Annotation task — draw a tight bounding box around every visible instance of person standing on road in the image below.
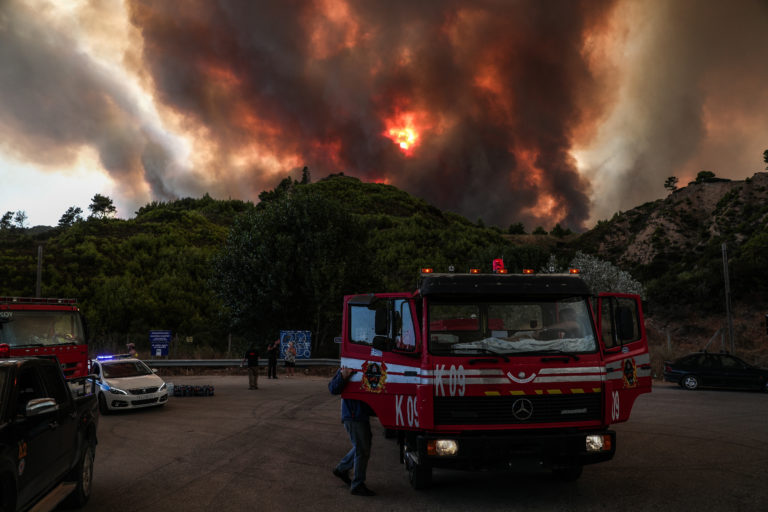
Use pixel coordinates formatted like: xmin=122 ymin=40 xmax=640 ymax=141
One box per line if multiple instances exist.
xmin=266 ymin=339 xmax=280 ymax=379
xmin=285 ymin=341 xmax=297 ymax=376
xmin=243 ymin=345 xmax=259 ymax=389
xmin=329 ymin=367 xmax=376 ymax=496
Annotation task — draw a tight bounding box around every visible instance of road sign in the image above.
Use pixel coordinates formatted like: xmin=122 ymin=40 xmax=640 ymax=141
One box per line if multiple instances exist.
xmin=279 ymin=330 xmax=311 ymax=359
xmin=150 ymin=330 xmax=172 ymax=357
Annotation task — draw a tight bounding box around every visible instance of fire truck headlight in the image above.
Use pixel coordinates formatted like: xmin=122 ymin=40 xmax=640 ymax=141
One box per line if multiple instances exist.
xmin=428 ymin=439 xmax=458 ymax=456
xmin=585 ymin=434 xmax=611 ymax=452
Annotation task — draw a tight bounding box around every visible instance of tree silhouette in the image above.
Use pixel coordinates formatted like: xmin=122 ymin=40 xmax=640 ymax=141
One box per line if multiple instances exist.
xmin=664 ymin=176 xmax=679 ymax=192
xmin=88 ymin=194 xmax=116 ymax=219
xmin=550 ymin=223 xmax=572 ymax=238
xmin=13 ymin=211 xmax=27 ymax=229
xmin=695 ymin=170 xmax=716 ymax=183
xmin=58 ymin=206 xmax=83 ymax=227
xmin=0 ymin=211 xmax=13 ymax=230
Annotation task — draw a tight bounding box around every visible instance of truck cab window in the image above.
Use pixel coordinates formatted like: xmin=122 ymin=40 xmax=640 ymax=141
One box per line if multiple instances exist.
xmin=40 ymin=366 xmax=69 ymax=404
xmin=394 ymin=299 xmax=416 ymax=352
xmin=428 ymin=298 xmax=597 ymax=356
xmin=349 ymin=305 xmax=377 ymax=346
xmin=16 ymin=368 xmax=45 ymax=415
xmin=600 ymin=297 xmax=641 ymax=348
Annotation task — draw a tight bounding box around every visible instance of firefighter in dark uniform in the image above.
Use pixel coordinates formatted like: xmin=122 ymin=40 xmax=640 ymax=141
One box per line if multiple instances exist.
xmin=243 ymin=346 xmax=260 ymax=389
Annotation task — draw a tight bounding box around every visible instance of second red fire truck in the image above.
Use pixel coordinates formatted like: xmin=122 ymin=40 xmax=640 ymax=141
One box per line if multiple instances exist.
xmin=0 ymin=297 xmax=89 ymax=379
xmin=339 ymin=264 xmax=652 ymax=488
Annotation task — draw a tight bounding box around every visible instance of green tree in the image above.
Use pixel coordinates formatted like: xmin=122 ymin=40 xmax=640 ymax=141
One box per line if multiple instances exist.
xmin=58 ymin=206 xmax=83 ymax=227
xmin=13 ymin=211 xmax=27 ymax=229
xmin=508 ymin=222 xmax=526 ymax=235
xmin=88 ymin=194 xmax=117 ymax=219
xmin=300 ymin=166 xmax=311 ymax=184
xmin=569 ymin=251 xmax=645 ymax=296
xmin=664 ymin=176 xmax=679 ymax=192
xmin=695 ymin=170 xmax=716 ymax=183
xmin=550 ymin=223 xmax=572 ymax=238
xmin=533 ymin=226 xmax=547 ymax=235
xmin=1 ymin=211 xmax=14 ymax=230
xmin=763 ymin=149 xmax=768 ymax=170
xmin=213 ymin=189 xmax=371 ymax=355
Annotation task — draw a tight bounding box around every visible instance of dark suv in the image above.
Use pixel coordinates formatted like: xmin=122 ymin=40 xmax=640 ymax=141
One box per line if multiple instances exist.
xmin=664 ymin=352 xmax=768 ymax=391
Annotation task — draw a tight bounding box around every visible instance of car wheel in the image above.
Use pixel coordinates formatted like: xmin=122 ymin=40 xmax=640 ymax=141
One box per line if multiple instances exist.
xmin=62 ymin=440 xmax=95 ymax=508
xmin=98 ymin=393 xmax=110 ymax=414
xmin=682 ymin=375 xmax=700 ymax=390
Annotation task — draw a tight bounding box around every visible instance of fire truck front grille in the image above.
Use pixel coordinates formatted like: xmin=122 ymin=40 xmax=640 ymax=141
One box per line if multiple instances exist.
xmin=433 ymin=394 xmax=602 ymax=425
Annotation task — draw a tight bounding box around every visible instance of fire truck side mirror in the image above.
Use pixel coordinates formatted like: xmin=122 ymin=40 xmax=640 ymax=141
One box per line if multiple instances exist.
xmin=372 ymin=335 xmax=391 ymax=351
xmin=373 ymin=307 xmax=393 ymax=351
xmin=375 ymin=307 xmax=388 ymax=336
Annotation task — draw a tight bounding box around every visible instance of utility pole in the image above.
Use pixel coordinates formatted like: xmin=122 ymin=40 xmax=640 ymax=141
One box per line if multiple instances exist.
xmin=35 ymin=245 xmax=43 ymax=297
xmin=721 ymin=243 xmax=735 ymax=353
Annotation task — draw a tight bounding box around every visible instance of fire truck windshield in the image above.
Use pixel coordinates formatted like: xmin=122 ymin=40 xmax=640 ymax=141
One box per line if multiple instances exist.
xmin=428 ymin=297 xmax=597 ymax=356
xmin=0 ymin=310 xmax=85 ymax=348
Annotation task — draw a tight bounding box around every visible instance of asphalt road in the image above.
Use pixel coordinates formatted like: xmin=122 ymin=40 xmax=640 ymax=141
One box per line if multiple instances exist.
xmin=79 ymin=375 xmax=768 ymax=512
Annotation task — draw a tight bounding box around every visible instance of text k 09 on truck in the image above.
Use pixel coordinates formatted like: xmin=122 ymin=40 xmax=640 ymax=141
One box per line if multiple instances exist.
xmin=338 ymin=263 xmax=652 ymax=488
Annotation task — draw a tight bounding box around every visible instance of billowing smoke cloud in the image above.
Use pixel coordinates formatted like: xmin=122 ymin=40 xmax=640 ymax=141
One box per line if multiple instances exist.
xmin=579 ymin=0 xmax=768 ymax=223
xmin=0 ymin=0 xmax=184 ymax=207
xmin=125 ymin=0 xmax=618 ymax=229
xmin=1 ymin=0 xmax=767 ymax=230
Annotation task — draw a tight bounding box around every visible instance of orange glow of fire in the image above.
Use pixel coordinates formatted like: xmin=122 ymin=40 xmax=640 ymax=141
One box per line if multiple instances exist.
xmin=389 ymin=127 xmax=417 ymax=150
xmin=383 ymin=110 xmax=428 ymax=155
xmin=516 ymin=148 xmax=563 ymax=220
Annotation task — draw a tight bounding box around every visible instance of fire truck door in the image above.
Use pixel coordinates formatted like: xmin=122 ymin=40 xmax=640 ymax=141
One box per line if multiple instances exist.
xmin=384 ymin=298 xmax=422 ymax=430
xmin=598 ymin=294 xmax=652 ymax=424
xmin=343 ymin=294 xmax=422 ymax=429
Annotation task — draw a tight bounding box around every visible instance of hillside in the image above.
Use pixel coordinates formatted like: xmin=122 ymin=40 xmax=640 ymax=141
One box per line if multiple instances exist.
xmin=1 ymin=173 xmax=767 ymax=366
xmin=576 ymin=173 xmax=768 ymax=267
xmin=574 ymin=172 xmax=768 ymax=370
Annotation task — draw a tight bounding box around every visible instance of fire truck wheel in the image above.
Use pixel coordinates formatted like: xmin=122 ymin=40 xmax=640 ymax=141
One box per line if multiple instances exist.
xmin=408 ymin=463 xmax=432 ymax=490
xmin=682 ymin=375 xmax=700 ymax=390
xmin=553 ymin=464 xmax=582 ymax=482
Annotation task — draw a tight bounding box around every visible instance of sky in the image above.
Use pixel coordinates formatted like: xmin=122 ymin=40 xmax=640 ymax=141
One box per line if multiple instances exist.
xmin=1 ymin=0 xmax=767 ymax=230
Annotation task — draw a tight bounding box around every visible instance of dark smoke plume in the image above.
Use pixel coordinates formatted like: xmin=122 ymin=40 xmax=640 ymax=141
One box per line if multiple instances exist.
xmin=127 ymin=0 xmax=616 ymax=230
xmin=3 ymin=0 xmax=767 ymax=229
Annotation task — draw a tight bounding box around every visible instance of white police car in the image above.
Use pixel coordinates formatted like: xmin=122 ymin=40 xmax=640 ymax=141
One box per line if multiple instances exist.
xmin=91 ymin=355 xmax=168 ymax=413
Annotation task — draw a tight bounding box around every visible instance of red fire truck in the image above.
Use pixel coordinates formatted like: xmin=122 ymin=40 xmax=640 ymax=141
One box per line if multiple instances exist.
xmin=339 ymin=265 xmax=652 ymax=488
xmin=0 ymin=297 xmax=89 ymax=378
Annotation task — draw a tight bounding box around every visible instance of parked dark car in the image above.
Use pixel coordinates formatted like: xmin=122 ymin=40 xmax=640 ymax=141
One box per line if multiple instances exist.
xmin=664 ymin=352 xmax=768 ymax=391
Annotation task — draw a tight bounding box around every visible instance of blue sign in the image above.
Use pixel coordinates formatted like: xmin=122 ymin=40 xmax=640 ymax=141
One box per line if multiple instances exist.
xmin=149 ymin=330 xmax=172 ymax=357
xmin=279 ymin=330 xmax=311 ymax=359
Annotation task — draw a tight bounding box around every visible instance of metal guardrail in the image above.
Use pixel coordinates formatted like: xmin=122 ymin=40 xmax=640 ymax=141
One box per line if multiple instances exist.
xmin=144 ymin=358 xmax=340 ymax=368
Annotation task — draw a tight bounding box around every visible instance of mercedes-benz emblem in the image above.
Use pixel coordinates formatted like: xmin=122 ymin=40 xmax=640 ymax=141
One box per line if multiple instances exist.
xmin=512 ymin=398 xmax=533 ymax=421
